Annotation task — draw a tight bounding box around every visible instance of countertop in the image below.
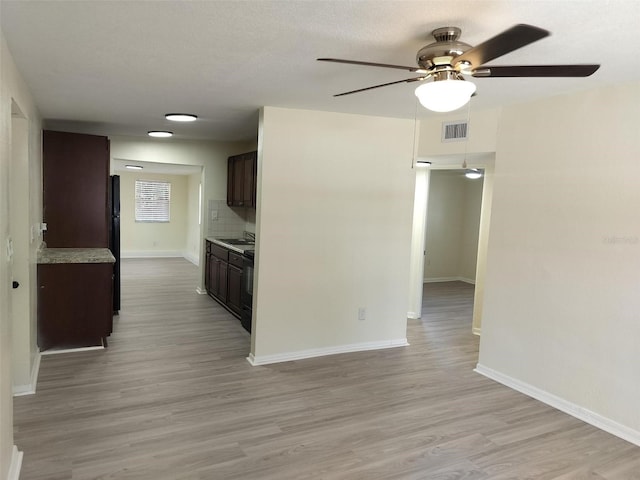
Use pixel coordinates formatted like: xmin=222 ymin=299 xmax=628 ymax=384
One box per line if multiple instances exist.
xmin=206 ymin=237 xmax=254 ymax=255
xmin=38 ymin=248 xmax=116 ymax=264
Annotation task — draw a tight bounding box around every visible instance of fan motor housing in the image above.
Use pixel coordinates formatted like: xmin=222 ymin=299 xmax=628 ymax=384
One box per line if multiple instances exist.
xmin=416 ymin=26 xmax=472 ymax=70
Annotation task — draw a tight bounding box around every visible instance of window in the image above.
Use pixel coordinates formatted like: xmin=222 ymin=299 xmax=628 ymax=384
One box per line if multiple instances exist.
xmin=135 ymin=180 xmax=171 ymax=222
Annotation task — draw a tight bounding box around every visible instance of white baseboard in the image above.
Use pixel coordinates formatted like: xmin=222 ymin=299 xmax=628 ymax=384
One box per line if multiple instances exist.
xmin=195 ymin=286 xmax=207 ymax=295
xmin=424 ymin=276 xmax=475 ymax=284
xmin=472 ymin=327 xmax=482 ymax=336
xmin=407 ymin=312 xmax=421 ymax=319
xmin=41 ymin=345 xmax=104 ymax=355
xmin=247 ymin=338 xmax=409 ymax=366
xmin=121 ymin=250 xmax=182 ymax=258
xmin=8 ymin=446 xmax=23 ymax=480
xmin=475 ymin=363 xmax=640 ymax=448
xmin=183 ymin=251 xmax=199 ymax=266
xmin=13 ymin=350 xmax=41 ymax=396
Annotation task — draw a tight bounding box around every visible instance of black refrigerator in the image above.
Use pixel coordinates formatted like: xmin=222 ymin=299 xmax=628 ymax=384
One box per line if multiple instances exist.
xmin=109 ymin=175 xmax=121 ymax=313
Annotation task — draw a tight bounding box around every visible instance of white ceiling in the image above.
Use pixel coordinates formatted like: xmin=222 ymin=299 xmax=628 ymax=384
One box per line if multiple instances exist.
xmin=111 ymin=158 xmax=202 ymax=176
xmin=2 ymin=1 xmax=639 ymax=142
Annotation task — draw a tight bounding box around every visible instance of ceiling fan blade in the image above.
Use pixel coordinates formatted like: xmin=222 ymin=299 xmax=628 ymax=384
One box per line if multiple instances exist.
xmin=472 ymin=64 xmax=600 ymax=77
xmin=318 ymin=58 xmax=427 ymax=73
xmin=334 ymin=77 xmax=426 ymax=97
xmin=454 ymin=24 xmax=550 ymax=68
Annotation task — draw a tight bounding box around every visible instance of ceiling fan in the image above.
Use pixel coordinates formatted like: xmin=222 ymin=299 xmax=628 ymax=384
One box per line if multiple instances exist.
xmin=318 ymin=24 xmax=600 ymax=112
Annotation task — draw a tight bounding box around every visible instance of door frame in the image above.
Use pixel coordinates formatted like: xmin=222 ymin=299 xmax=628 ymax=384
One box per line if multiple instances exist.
xmin=408 ymin=153 xmax=495 ymax=334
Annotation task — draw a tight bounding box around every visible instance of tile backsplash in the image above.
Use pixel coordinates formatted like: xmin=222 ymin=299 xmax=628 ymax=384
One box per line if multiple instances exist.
xmin=207 ymin=199 xmax=255 ymax=238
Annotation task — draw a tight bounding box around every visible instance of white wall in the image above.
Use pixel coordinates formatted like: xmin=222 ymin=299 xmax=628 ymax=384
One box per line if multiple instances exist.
xmin=185 ymin=172 xmax=202 ymax=265
xmin=472 ymin=162 xmax=494 ymax=335
xmin=478 ymin=83 xmax=640 ymax=441
xmin=251 ymin=107 xmax=415 ymax=363
xmin=0 ymin=31 xmax=43 ymax=480
xmin=417 ymin=107 xmax=500 ymax=158
xmin=110 ymin=136 xmax=253 ymax=288
xmin=459 ymin=175 xmax=483 ymax=281
xmin=423 ymin=171 xmax=483 ymax=283
xmin=119 ymin=171 xmax=188 ymax=257
xmin=424 ymin=172 xmax=464 ymax=279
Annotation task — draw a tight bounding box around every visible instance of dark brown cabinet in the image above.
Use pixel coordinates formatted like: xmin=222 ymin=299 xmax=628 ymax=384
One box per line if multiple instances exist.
xmin=227 ymin=151 xmax=257 ymax=208
xmin=43 ymin=130 xmax=110 ymax=247
xmin=38 ymin=262 xmax=113 ymax=350
xmin=227 ymin=252 xmax=244 ymax=316
xmin=205 ymin=241 xmax=243 ymax=318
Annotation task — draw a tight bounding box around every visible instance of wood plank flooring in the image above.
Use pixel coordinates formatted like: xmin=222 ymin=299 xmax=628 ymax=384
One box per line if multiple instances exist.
xmin=13 ymin=259 xmax=640 ymax=479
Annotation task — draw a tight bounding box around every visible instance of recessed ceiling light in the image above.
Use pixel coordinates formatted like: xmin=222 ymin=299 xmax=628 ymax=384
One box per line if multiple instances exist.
xmin=148 ymin=131 xmax=173 ymax=138
xmin=416 ymin=160 xmax=432 ymax=167
xmin=125 ymin=165 xmax=143 ymax=170
xmin=165 ymin=113 xmax=198 ymax=122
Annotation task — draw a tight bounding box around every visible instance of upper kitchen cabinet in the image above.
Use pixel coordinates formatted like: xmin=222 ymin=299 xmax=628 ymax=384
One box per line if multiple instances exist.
xmin=227 ymin=151 xmax=257 ymax=208
xmin=43 ymin=130 xmax=110 ymax=247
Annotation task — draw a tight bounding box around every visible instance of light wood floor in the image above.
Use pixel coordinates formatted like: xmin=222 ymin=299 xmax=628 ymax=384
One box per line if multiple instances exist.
xmin=14 ymin=259 xmax=640 ymax=479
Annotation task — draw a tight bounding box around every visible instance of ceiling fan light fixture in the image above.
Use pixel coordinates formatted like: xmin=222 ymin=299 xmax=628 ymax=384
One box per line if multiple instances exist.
xmin=414 ymin=72 xmax=476 ymax=112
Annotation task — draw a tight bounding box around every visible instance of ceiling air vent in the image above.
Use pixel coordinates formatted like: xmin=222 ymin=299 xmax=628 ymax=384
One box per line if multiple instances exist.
xmin=441 ymin=121 xmax=469 ymax=142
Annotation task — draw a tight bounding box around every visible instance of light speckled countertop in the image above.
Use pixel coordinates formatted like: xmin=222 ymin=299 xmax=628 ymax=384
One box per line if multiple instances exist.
xmin=38 ymin=248 xmax=116 ymax=264
xmin=206 ymin=237 xmax=254 ymax=254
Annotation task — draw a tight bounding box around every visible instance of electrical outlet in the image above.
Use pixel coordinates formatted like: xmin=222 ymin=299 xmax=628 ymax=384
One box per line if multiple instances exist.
xmin=358 ymin=307 xmax=366 ymax=321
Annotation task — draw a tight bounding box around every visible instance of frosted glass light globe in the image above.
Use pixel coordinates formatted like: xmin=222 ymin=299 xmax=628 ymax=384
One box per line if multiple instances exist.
xmin=415 ymin=79 xmax=476 ymax=112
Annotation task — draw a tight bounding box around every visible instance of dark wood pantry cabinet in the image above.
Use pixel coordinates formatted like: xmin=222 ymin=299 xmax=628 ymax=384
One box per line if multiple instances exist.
xmin=38 ymin=131 xmax=116 ymax=351
xmin=227 ymin=151 xmax=257 ymax=208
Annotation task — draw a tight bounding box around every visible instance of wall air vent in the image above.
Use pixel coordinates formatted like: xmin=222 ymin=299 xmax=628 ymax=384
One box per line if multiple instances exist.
xmin=441 ymin=121 xmax=469 ymax=142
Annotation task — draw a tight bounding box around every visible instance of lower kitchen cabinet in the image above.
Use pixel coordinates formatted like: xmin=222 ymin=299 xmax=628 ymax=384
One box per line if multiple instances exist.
xmin=38 ymin=262 xmax=113 ymax=350
xmin=227 ymin=263 xmax=242 ymax=316
xmin=205 ymin=240 xmax=239 ymax=317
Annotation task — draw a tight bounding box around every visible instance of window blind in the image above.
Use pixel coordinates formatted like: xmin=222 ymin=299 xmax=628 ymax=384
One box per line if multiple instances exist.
xmin=135 ymin=180 xmax=171 ymax=222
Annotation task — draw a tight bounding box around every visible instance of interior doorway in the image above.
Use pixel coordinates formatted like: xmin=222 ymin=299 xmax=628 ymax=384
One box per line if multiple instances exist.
xmin=408 ymin=154 xmax=494 ymax=335
xmin=110 ymin=160 xmax=203 ymax=266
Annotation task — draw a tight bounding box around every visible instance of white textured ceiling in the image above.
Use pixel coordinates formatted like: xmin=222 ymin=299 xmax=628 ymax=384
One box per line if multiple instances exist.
xmin=2 ymin=1 xmax=639 ymax=142
xmin=111 ymin=158 xmax=202 ymax=176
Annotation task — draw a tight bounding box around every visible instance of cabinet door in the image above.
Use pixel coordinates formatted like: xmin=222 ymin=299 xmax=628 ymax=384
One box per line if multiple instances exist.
xmin=43 ymin=131 xmax=110 ymax=247
xmin=241 ymin=152 xmax=257 ymax=208
xmin=204 ymin=253 xmax=211 ymax=293
xmin=233 ymin=156 xmax=245 ymax=206
xmin=218 ymin=261 xmax=228 ymax=302
xmin=209 ymin=257 xmax=220 ymax=297
xmin=227 ymin=264 xmax=242 ymax=315
xmin=226 ymin=156 xmax=235 ymax=206
xmin=38 ymin=263 xmax=113 ymax=350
